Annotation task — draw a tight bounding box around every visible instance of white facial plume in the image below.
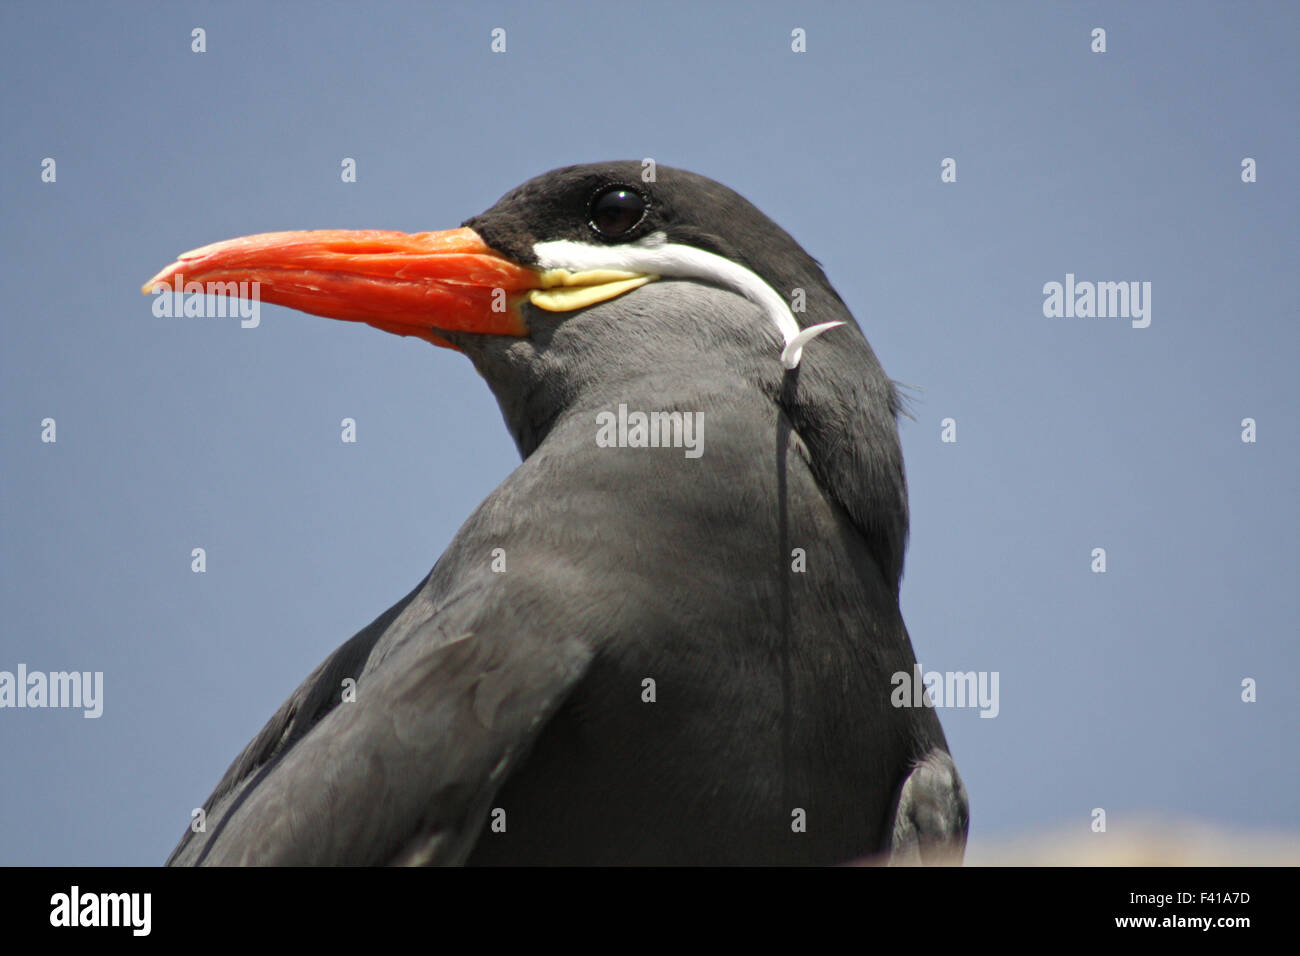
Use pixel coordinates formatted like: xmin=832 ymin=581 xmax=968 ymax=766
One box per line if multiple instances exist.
xmin=532 ymin=232 xmax=844 ymax=369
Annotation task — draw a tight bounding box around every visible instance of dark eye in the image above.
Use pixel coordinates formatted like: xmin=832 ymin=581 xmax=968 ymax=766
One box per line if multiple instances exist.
xmin=588 ymin=186 xmax=647 ymax=238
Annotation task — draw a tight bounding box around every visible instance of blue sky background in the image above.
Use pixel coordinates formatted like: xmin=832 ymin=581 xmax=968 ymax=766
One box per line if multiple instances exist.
xmin=1 ymin=1 xmax=1295 ymax=865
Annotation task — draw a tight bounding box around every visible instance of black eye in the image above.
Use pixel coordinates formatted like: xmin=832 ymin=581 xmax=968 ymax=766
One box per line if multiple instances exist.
xmin=588 ymin=186 xmax=647 ymax=238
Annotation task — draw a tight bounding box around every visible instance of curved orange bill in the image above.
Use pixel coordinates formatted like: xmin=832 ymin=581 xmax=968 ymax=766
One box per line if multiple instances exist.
xmin=141 ymin=227 xmax=540 ymax=347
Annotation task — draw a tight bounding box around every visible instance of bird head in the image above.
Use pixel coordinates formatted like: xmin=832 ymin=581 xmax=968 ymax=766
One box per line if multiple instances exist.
xmin=143 ymin=162 xmax=852 ymax=370
xmin=143 ymin=162 xmax=909 ymax=588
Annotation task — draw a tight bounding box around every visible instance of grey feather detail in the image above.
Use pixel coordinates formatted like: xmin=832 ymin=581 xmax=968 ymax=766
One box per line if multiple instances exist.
xmin=888 ymin=749 xmax=969 ymax=866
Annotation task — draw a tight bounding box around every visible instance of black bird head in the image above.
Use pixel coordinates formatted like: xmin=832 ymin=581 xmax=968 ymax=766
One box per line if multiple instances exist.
xmin=464 ymin=161 xmax=848 ymax=363
xmin=144 ymin=161 xmax=909 ymax=591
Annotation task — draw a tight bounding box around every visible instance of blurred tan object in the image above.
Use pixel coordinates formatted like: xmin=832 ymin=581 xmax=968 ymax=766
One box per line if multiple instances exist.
xmin=964 ymin=818 xmax=1300 ymax=866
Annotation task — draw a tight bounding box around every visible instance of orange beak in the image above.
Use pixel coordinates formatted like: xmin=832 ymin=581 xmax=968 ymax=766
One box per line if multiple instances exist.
xmin=141 ymin=227 xmax=539 ymax=348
